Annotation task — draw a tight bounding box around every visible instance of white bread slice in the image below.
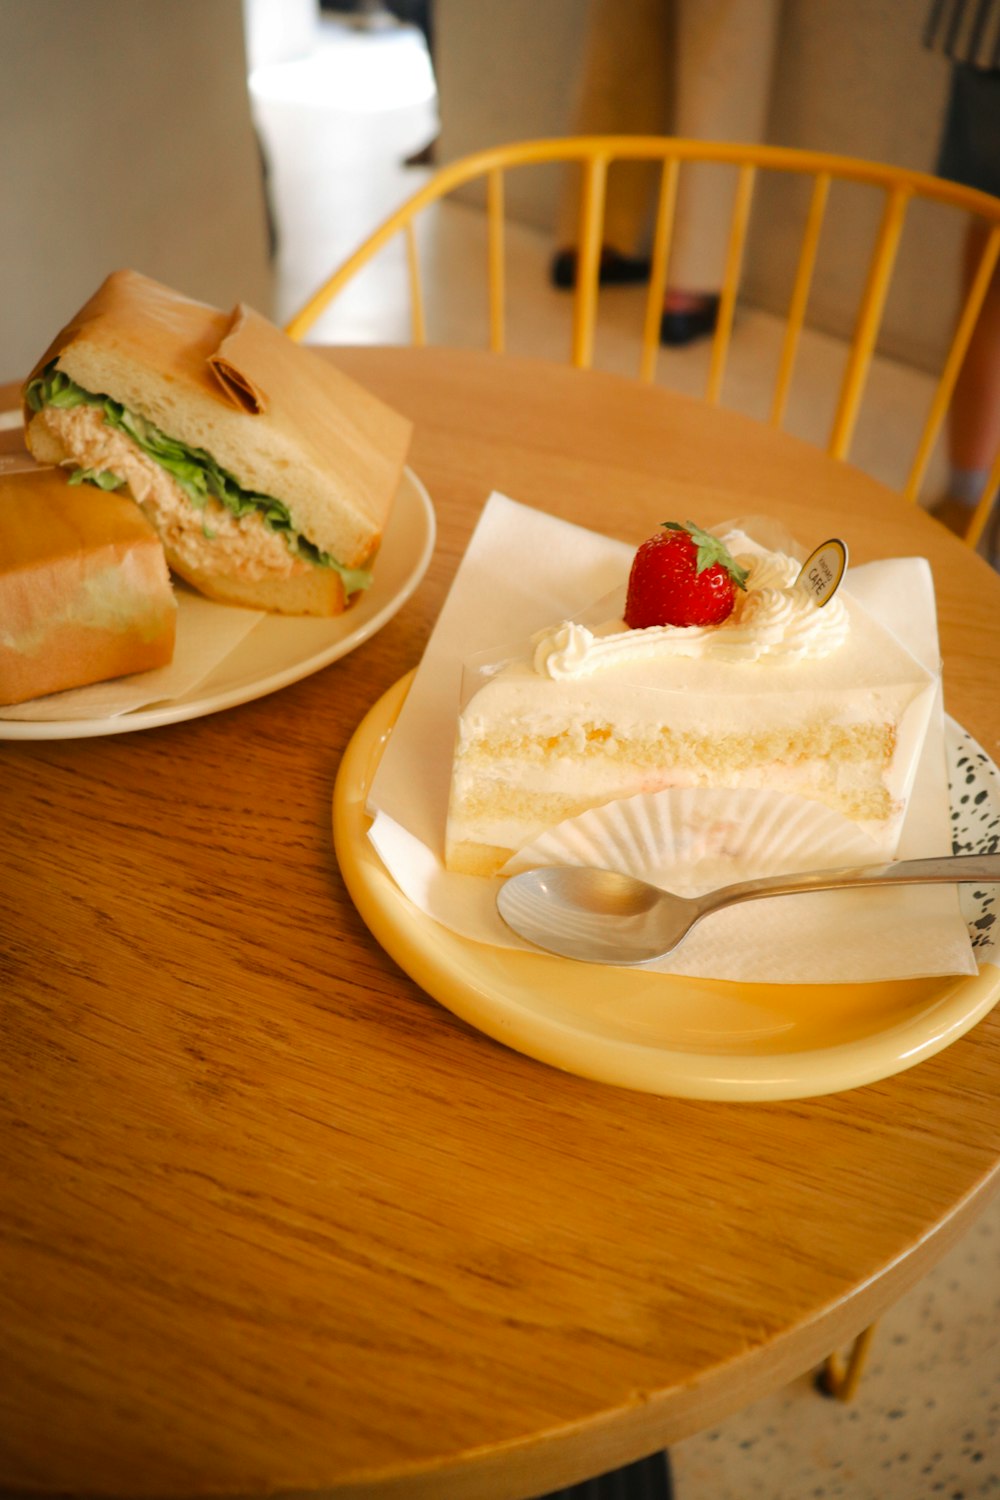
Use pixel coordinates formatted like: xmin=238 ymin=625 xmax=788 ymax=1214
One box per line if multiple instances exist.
xmin=168 ymin=548 xmax=346 ymax=614
xmin=23 ymin=269 xmax=413 ymax=614
xmin=0 ymin=464 xmax=176 ymax=705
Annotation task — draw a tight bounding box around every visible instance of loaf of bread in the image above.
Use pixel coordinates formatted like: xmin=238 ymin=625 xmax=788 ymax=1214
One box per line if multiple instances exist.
xmin=0 ymin=462 xmax=177 ymax=705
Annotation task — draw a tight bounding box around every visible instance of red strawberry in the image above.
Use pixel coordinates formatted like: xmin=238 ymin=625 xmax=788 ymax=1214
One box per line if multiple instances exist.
xmin=624 ymin=521 xmax=749 ymax=629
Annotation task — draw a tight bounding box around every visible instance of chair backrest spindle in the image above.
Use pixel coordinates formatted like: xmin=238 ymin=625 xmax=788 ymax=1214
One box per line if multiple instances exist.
xmin=905 ymin=222 xmax=1000 ymax=503
xmin=770 ymin=171 xmax=831 ymax=428
xmin=571 ymin=153 xmax=610 ymax=370
xmin=639 ymin=155 xmax=680 ymax=383
xmin=706 ymin=162 xmax=756 ymax=405
xmin=404 ymin=221 xmax=425 ymax=346
xmin=828 ymin=183 xmax=910 ymax=461
xmin=486 ymin=167 xmax=506 ymax=354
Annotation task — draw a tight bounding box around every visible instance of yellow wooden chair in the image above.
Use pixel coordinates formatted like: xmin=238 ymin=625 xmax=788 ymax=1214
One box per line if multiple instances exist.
xmin=288 ymin=139 xmax=999 ymax=1401
xmin=286 ymin=135 xmax=1000 ymax=550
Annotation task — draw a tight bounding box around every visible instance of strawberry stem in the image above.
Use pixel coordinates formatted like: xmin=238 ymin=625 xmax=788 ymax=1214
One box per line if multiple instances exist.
xmin=662 ymin=521 xmax=749 ymax=590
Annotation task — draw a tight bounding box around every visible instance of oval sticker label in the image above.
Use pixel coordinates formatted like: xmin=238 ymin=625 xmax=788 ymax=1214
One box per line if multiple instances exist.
xmin=797 ymin=538 xmax=848 ymax=608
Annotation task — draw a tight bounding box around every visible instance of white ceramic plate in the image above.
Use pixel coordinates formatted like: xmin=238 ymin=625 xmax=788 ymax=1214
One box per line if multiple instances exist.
xmin=0 ymin=467 xmax=435 ymax=740
xmin=333 ymin=676 xmax=1000 ymax=1101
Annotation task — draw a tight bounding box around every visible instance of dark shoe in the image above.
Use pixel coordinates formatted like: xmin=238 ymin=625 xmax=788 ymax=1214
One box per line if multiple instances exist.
xmin=550 ymin=246 xmax=653 ymax=290
xmin=659 ymin=293 xmax=720 ymax=347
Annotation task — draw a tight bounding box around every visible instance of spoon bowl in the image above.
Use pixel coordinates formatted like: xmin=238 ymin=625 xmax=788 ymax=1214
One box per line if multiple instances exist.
xmin=496 ymin=854 xmax=1000 ymax=965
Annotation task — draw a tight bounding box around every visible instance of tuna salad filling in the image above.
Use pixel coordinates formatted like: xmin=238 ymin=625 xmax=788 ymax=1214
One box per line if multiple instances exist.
xmin=25 ymin=364 xmax=372 ymax=592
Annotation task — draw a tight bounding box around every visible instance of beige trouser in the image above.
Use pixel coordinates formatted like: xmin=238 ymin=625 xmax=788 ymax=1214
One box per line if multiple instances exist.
xmin=556 ymin=0 xmax=779 ymax=291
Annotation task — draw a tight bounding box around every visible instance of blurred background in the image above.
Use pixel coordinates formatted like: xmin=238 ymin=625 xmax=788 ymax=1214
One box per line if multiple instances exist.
xmin=0 ymin=0 xmax=966 ymax=378
xmin=1 ymin=4 xmax=998 ymax=1497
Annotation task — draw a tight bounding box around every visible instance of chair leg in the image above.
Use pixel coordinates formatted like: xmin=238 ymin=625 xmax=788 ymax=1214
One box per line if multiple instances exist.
xmin=815 ymin=1322 xmax=877 ymax=1401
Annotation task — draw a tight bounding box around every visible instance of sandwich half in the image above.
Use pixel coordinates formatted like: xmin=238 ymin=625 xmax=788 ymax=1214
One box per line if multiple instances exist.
xmin=22 ymin=269 xmax=413 ymax=616
xmin=0 ymin=461 xmax=176 ymax=705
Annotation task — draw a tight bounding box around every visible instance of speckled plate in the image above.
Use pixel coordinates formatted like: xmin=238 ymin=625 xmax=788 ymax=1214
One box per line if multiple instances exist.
xmin=947 ymin=723 xmax=1000 ymax=959
xmin=333 ymin=676 xmax=1000 ymax=1100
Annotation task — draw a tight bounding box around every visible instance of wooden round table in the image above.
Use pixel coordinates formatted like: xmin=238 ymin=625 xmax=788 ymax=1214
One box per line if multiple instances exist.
xmin=2 ymin=348 xmax=999 ymax=1499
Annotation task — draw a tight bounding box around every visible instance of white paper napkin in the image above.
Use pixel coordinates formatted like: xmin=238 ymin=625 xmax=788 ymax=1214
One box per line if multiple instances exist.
xmin=0 ymin=584 xmax=264 ymax=722
xmin=366 ymin=492 xmax=977 ymax=983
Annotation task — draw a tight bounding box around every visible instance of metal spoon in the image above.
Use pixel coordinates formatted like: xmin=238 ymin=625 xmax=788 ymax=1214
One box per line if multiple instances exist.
xmin=496 ymin=854 xmax=1000 ymax=965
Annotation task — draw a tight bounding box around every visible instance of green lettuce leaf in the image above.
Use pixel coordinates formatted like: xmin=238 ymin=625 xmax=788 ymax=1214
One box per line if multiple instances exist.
xmin=68 ymin=467 xmax=124 ymax=491
xmin=25 ymin=363 xmax=372 ymax=594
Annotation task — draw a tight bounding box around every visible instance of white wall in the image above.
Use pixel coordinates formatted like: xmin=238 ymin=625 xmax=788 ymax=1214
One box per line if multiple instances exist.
xmin=434 ymin=0 xmax=588 ymax=230
xmin=0 ymin=0 xmax=274 ymax=382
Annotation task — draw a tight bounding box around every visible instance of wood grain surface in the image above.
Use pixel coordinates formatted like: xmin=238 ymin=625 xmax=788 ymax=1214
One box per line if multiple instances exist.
xmin=2 ymin=349 xmax=999 ymax=1500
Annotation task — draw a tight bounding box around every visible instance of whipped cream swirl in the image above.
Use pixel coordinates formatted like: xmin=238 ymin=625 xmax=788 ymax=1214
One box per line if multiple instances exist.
xmin=532 ymin=545 xmax=849 ymax=679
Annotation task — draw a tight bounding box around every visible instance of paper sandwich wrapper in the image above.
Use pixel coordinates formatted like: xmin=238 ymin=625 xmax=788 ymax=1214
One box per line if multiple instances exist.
xmin=0 ymin=462 xmax=178 ymax=706
xmin=366 ymin=492 xmax=978 ymax=984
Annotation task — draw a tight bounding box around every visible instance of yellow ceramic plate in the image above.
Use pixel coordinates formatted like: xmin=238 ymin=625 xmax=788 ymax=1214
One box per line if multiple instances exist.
xmin=333 ymin=675 xmax=1000 ymax=1100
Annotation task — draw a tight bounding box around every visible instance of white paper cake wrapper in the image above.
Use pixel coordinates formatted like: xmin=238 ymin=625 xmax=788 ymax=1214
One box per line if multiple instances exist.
xmin=502 ymin=788 xmax=885 ymax=894
xmin=366 ymin=492 xmax=976 ymax=983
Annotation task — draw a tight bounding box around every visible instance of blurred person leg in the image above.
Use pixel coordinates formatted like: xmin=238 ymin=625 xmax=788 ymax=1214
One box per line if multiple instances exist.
xmin=929 ymin=60 xmax=1000 ymax=565
xmin=551 ymin=0 xmax=672 ymax=289
xmin=661 ymin=0 xmax=779 ymax=344
xmin=939 ymin=222 xmax=1000 ymax=504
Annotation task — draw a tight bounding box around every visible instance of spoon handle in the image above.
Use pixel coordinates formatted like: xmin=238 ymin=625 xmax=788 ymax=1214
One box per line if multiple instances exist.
xmin=698 ymin=852 xmax=1000 ymax=921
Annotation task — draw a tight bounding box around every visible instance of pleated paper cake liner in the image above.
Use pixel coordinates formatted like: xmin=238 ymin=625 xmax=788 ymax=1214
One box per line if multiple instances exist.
xmin=501 ymin=786 xmax=885 ymax=896
xmin=492 ymin=783 xmax=980 ymax=982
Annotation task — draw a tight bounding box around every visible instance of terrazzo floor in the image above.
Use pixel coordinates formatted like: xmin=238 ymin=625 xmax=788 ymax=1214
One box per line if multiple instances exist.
xmin=249 ymin=15 xmax=1000 ymax=1496
xmin=671 ymin=1195 xmax=1000 ymax=1499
